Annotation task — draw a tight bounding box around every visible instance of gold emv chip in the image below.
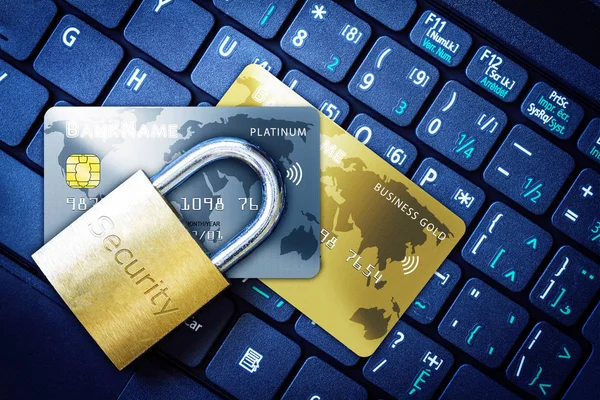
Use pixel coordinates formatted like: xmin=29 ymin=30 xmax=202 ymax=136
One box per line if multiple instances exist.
xmin=65 ymin=154 xmax=101 ymax=189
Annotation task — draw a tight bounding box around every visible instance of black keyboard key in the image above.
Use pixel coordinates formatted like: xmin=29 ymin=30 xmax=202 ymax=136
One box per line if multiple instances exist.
xmin=192 ymin=26 xmax=282 ymax=99
xmin=507 ymin=322 xmax=581 ymax=399
xmin=552 ymin=168 xmax=600 ymax=256
xmin=0 ymin=60 xmax=48 ymax=146
xmin=354 ymin=0 xmax=416 ymax=31
xmin=103 ymin=58 xmax=191 ymax=106
xmin=577 ymin=118 xmax=600 ymax=165
xmin=349 ymin=37 xmax=439 ymax=127
xmin=157 ymin=296 xmax=234 ymax=367
xmin=484 ymin=124 xmax=574 ymax=215
xmin=230 ymin=279 xmax=295 ymax=322
xmin=466 ymin=45 xmax=528 ymax=103
xmin=416 ymin=81 xmax=507 ymax=171
xmin=521 ymin=82 xmax=584 ymax=140
xmin=295 ymin=314 xmax=359 ymax=366
xmin=439 ymin=278 xmax=528 ymax=367
xmin=214 ymin=0 xmax=298 ymax=39
xmin=283 ymin=69 xmax=349 ymax=124
xmin=409 ymin=10 xmax=472 ymax=67
xmin=118 ymin=354 xmax=220 ymax=400
xmin=281 ymin=0 xmax=371 ymax=82
xmin=530 ymin=246 xmax=598 ymax=326
xmin=347 ymin=113 xmax=418 ymax=173
xmin=563 ymin=302 xmax=600 ymax=399
xmin=440 ymin=365 xmax=521 ymax=400
xmin=206 ymin=314 xmax=301 ymax=400
xmin=462 ymin=202 xmax=552 ymax=291
xmin=413 ymin=158 xmax=485 ymax=225
xmin=282 ymin=356 xmax=367 ymax=399
xmin=407 ymin=260 xmax=461 ymax=324
xmin=0 ymin=0 xmax=56 ymax=60
xmin=125 ymin=0 xmax=214 ymax=72
xmin=34 ymin=15 xmax=123 ymax=104
xmin=65 ymin=0 xmax=135 ymax=28
xmin=364 ymin=321 xmax=453 ymax=398
xmin=0 ymin=149 xmax=43 ymax=262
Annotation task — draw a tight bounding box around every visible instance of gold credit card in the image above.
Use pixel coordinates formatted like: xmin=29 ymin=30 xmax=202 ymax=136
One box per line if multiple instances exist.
xmin=219 ymin=65 xmax=465 ymax=356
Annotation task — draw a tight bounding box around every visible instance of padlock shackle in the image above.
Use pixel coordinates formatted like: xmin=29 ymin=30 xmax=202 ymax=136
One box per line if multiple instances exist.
xmin=150 ymin=137 xmax=285 ymax=273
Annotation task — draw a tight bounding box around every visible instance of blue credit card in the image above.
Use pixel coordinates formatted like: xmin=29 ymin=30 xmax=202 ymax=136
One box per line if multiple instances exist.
xmin=43 ymin=107 xmax=321 ymax=278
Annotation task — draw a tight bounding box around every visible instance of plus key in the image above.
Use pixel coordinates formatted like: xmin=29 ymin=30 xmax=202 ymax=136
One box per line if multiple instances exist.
xmin=552 ymin=169 xmax=600 ymax=256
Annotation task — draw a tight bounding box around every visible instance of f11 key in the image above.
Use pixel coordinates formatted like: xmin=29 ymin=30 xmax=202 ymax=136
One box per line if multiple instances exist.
xmin=409 ymin=10 xmax=472 ymax=67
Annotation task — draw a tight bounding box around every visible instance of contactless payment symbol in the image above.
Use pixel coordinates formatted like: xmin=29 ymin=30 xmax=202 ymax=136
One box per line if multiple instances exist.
xmin=65 ymin=154 xmax=101 ymax=189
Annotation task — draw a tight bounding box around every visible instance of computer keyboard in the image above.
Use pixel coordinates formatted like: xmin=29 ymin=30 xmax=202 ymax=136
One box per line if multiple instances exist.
xmin=406 ymin=259 xmax=461 ymax=325
xmin=349 ymin=36 xmax=439 ymax=126
xmin=364 ymin=321 xmax=454 ymax=398
xmin=483 ymin=125 xmax=575 ymax=215
xmin=412 ymin=157 xmax=485 ymax=225
xmin=283 ymin=69 xmax=351 ymax=124
xmin=507 ymin=322 xmax=581 ymax=399
xmin=529 ymin=245 xmax=599 ymax=326
xmin=124 ymin=0 xmax=214 ymax=72
xmin=294 ymin=314 xmax=361 ymax=366
xmin=465 ymin=45 xmax=528 ymax=103
xmin=347 ymin=113 xmax=418 ymax=173
xmin=438 ymin=278 xmax=529 ymax=368
xmin=34 ymin=15 xmax=124 ymax=104
xmin=0 ymin=59 xmax=48 ymax=146
xmin=282 ymin=356 xmax=368 ymax=399
xmin=1 ymin=1 xmax=599 ymax=399
xmin=157 ymin=295 xmax=235 ymax=368
xmin=415 ymin=80 xmax=508 ymax=171
xmin=563 ymin=302 xmax=600 ymax=399
xmin=462 ymin=202 xmax=553 ymax=291
xmin=206 ymin=314 xmax=302 ymax=400
xmin=192 ymin=25 xmax=282 ymax=99
xmin=103 ymin=58 xmax=192 ymax=106
xmin=552 ymin=169 xmax=600 ymax=256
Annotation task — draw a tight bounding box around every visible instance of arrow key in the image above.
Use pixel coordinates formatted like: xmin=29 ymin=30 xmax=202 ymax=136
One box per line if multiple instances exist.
xmin=506 ymin=322 xmax=580 ymax=398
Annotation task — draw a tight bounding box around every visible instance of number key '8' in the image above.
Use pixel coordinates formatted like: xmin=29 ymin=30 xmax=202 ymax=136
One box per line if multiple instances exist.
xmin=281 ymin=0 xmax=371 ymax=82
xmin=292 ymin=29 xmax=309 ymax=48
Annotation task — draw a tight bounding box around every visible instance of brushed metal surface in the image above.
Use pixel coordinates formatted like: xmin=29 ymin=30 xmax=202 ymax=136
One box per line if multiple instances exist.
xmin=33 ymin=171 xmax=229 ymax=370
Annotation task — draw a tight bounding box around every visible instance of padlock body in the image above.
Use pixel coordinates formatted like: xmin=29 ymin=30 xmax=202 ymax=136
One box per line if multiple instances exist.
xmin=33 ymin=170 xmax=229 ymax=370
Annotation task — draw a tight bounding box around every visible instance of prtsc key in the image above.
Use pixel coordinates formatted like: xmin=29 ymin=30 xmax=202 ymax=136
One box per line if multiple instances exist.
xmin=33 ymin=137 xmax=285 ymax=370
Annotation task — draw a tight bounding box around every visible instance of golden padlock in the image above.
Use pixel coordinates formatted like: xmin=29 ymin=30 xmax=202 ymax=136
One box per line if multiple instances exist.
xmin=33 ymin=137 xmax=285 ymax=370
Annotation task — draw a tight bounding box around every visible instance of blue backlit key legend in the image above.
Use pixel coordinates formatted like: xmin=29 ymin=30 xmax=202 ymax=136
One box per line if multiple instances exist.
xmin=462 ymin=202 xmax=552 ymax=291
xmin=552 ymin=169 xmax=600 ymax=256
xmin=484 ymin=125 xmax=574 ymax=214
xmin=530 ymin=246 xmax=599 ymax=326
xmin=409 ymin=10 xmax=472 ymax=67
